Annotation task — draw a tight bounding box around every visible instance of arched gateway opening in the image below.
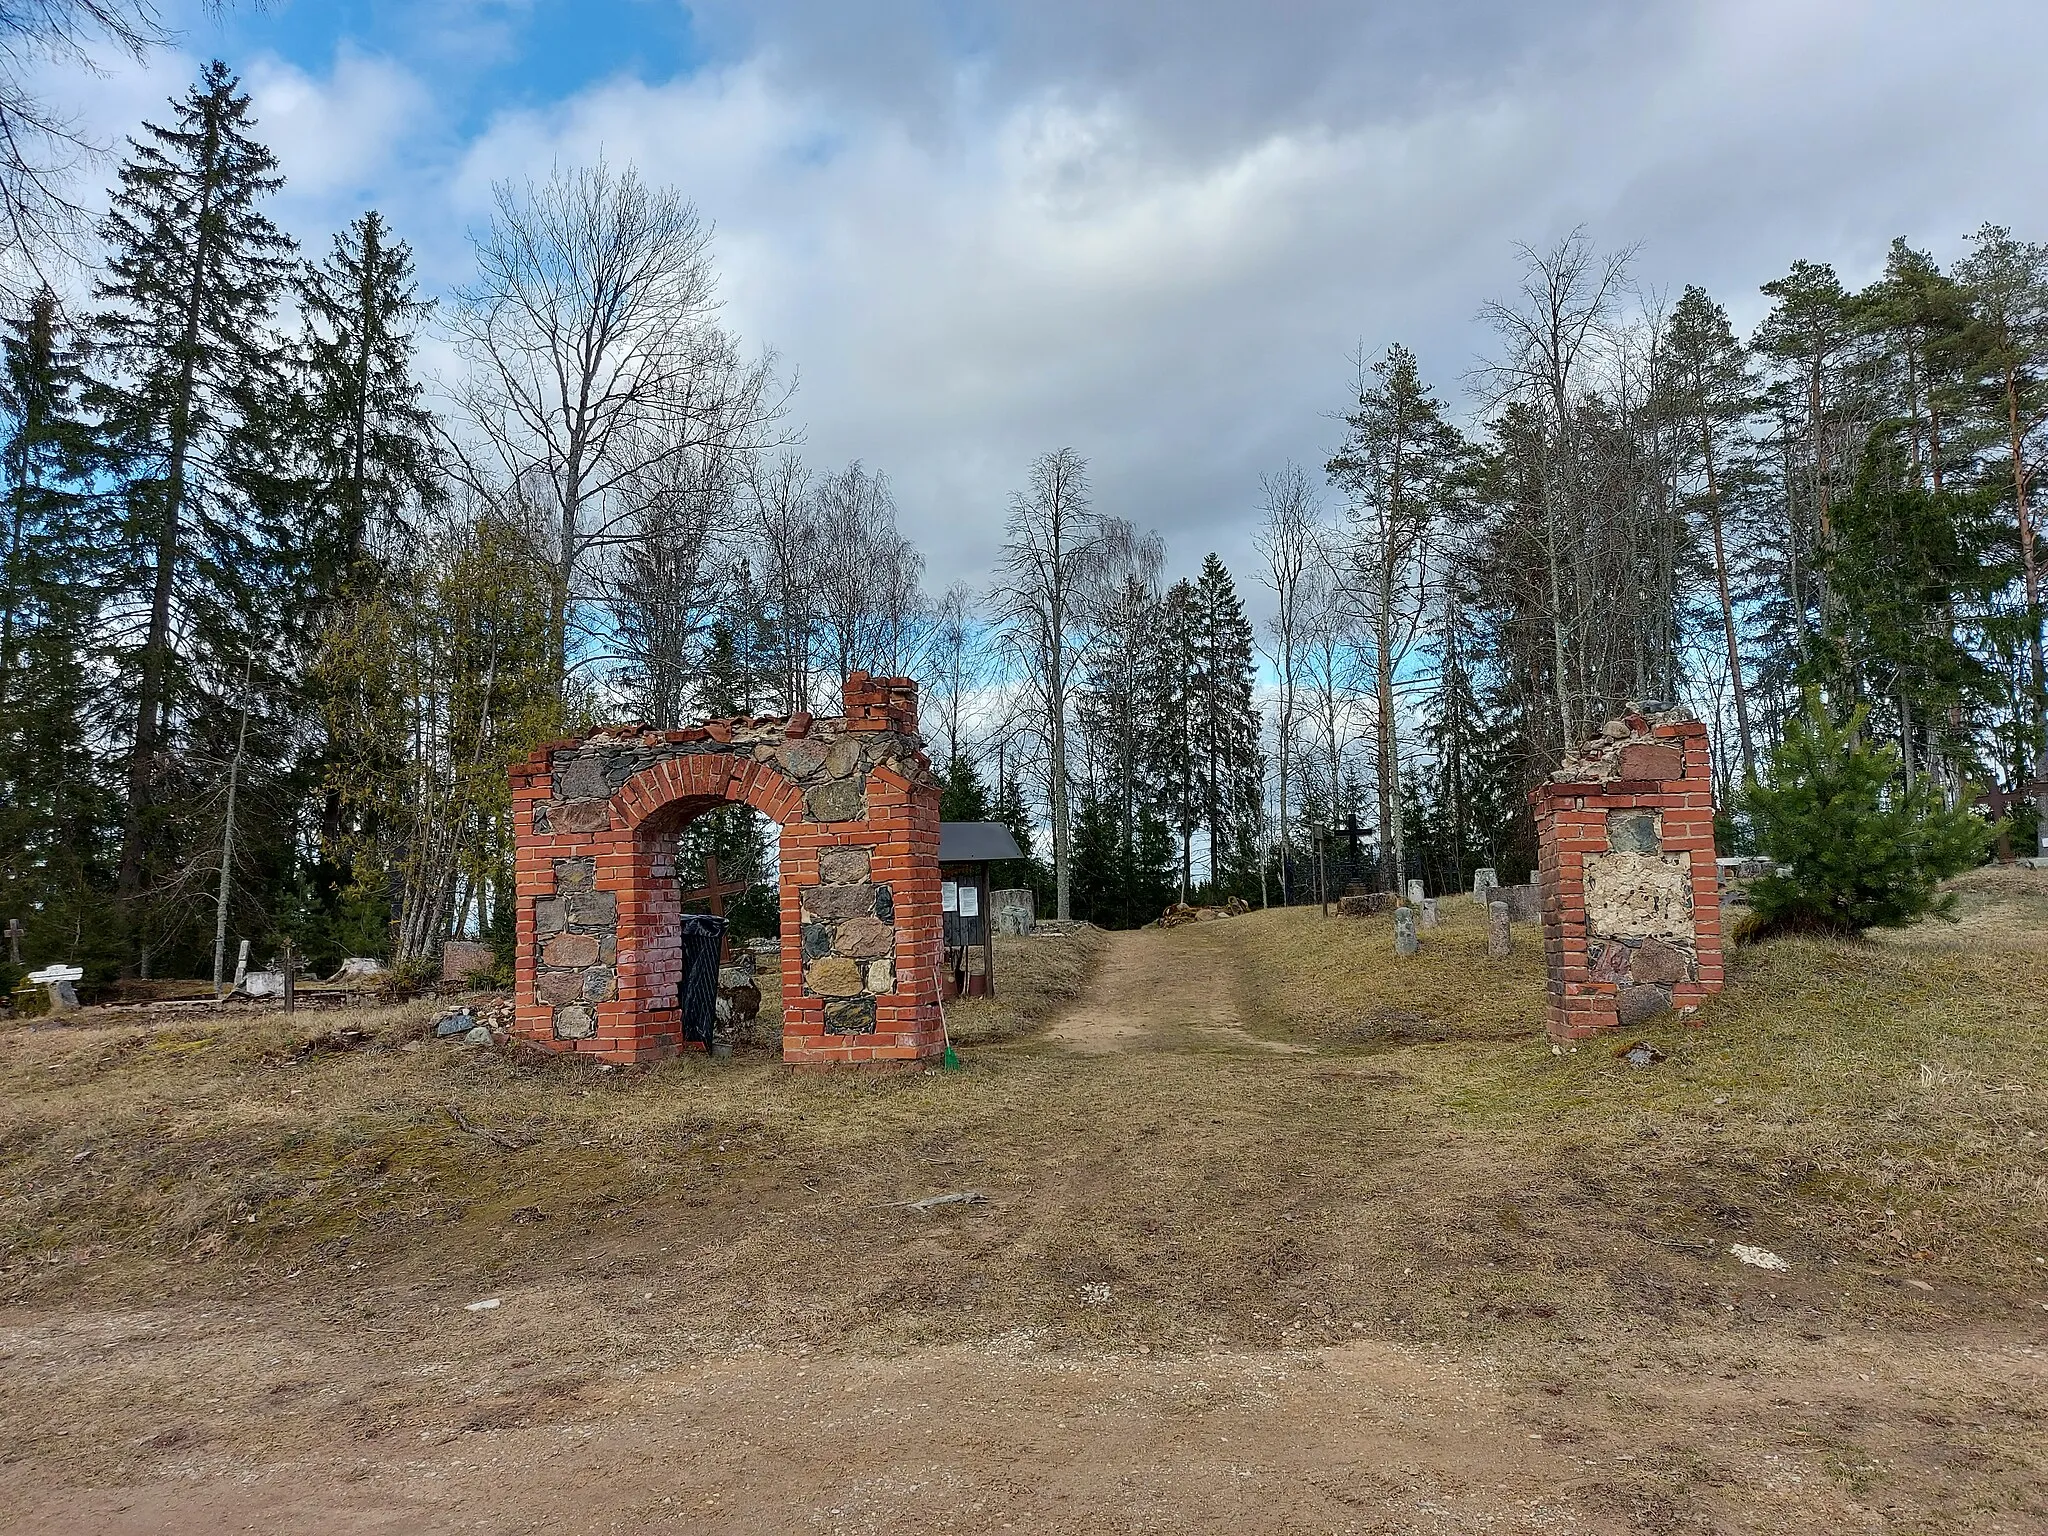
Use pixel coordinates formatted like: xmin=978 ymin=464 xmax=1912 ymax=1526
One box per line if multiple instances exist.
xmin=509 ymin=673 xmax=945 ymax=1065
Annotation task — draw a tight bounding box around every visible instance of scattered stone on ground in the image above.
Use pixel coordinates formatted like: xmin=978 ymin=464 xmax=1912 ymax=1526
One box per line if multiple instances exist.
xmin=1616 ymin=1040 xmax=1666 ymax=1067
xmin=1730 ymin=1244 xmax=1792 ymax=1272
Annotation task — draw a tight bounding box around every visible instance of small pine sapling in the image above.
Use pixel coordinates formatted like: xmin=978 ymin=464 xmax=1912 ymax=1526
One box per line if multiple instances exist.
xmin=1740 ymin=691 xmax=1992 ymax=937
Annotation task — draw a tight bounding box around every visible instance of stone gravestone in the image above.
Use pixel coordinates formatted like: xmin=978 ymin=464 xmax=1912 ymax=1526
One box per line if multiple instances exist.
xmin=27 ymin=963 xmax=81 ymax=1013
xmin=1419 ymin=897 xmax=1439 ymax=929
xmin=1486 ymin=901 xmax=1511 ymax=958
xmin=1502 ymin=882 xmax=1542 ymax=923
xmin=1405 ymin=879 xmax=1424 ymax=904
xmin=1393 ymin=906 xmax=1418 ymax=957
xmin=991 ymin=888 xmax=1036 ymax=937
xmin=1473 ymin=867 xmax=1499 ymax=905
xmin=442 ymin=941 xmax=496 ymax=984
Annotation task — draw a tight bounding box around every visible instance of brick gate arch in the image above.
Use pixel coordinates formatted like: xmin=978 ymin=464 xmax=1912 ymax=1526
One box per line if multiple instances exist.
xmin=509 ymin=673 xmax=945 ymax=1065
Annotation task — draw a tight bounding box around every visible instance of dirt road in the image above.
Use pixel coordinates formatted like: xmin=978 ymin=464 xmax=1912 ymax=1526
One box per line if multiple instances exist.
xmin=3 ymin=914 xmax=2044 ymax=1533
xmin=1051 ymin=925 xmax=1310 ymax=1054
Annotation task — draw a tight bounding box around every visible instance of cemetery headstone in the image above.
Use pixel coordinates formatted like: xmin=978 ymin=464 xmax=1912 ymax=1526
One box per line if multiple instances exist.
xmin=1487 ymin=901 xmax=1511 ymax=958
xmin=1473 ymin=867 xmax=1499 ymax=905
xmin=1405 ymin=879 xmax=1424 ymax=904
xmin=1503 ymin=882 xmax=1542 ymax=922
xmin=442 ymin=941 xmax=496 ymax=983
xmin=1419 ymin=897 xmax=1439 ymax=929
xmin=27 ymin=963 xmax=81 ymax=1013
xmin=1393 ymin=906 xmax=1418 ymax=957
xmin=992 ymin=887 xmax=1036 ymax=936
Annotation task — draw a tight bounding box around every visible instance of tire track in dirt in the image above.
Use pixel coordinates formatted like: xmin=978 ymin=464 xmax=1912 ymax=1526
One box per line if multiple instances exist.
xmin=1049 ymin=924 xmax=1311 ymax=1055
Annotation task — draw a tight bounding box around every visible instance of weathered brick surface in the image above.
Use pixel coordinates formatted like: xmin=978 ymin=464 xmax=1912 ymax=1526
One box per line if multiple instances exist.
xmin=1530 ymin=707 xmax=1724 ymax=1043
xmin=509 ymin=672 xmax=946 ymax=1066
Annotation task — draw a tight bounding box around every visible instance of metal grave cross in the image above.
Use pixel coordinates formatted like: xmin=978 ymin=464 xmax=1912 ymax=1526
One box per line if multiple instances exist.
xmin=679 ymin=850 xmax=751 ymax=960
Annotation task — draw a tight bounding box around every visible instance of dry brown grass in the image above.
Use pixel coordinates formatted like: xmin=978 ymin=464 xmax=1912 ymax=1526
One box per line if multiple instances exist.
xmin=0 ymin=886 xmax=2044 ymax=1529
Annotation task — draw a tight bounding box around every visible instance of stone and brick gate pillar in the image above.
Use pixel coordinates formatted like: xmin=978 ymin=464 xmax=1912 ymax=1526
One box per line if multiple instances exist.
xmin=1531 ymin=706 xmax=1724 ymax=1042
xmin=509 ymin=674 xmax=946 ymax=1067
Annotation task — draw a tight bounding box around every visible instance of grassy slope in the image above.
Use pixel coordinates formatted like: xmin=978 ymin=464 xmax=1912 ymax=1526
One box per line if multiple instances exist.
xmin=0 ymin=886 xmax=2044 ymax=1527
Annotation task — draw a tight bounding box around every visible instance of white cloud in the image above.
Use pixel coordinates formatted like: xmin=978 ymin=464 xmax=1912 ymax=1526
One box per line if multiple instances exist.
xmin=244 ymin=47 xmax=432 ymax=206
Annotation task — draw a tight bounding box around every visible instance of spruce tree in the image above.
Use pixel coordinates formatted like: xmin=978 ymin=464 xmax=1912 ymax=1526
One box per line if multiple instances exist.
xmin=1190 ymin=554 xmax=1259 ymax=893
xmin=91 ymin=61 xmax=295 ymax=955
xmin=0 ymin=288 xmax=118 ymax=971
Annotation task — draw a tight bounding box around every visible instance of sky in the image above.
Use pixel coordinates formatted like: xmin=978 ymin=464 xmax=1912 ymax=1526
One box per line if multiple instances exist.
xmin=51 ymin=0 xmax=2048 ymax=597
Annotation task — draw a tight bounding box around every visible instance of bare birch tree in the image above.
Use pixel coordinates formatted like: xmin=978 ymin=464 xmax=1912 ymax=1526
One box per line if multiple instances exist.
xmin=1253 ymin=463 xmax=1319 ymax=902
xmin=446 ymin=160 xmax=783 ymax=694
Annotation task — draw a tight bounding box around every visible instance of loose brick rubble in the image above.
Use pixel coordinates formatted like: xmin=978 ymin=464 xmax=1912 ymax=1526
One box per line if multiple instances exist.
xmin=1530 ymin=703 xmax=1725 ymax=1042
xmin=509 ymin=672 xmax=945 ymax=1066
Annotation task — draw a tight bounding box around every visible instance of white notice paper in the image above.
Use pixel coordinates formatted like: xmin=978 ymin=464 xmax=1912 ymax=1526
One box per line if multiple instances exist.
xmin=957 ymin=884 xmax=979 ymax=918
xmin=941 ymin=881 xmax=958 ymax=912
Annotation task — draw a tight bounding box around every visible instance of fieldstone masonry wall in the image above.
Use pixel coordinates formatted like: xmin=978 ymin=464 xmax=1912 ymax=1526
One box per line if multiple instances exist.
xmin=510 ymin=673 xmax=945 ymax=1066
xmin=1531 ymin=705 xmax=1724 ymax=1042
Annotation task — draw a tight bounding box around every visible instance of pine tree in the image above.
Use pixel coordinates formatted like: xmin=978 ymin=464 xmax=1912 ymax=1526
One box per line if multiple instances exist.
xmin=90 ymin=61 xmax=295 ymax=960
xmin=1742 ymin=690 xmax=1989 ymax=935
xmin=939 ymin=753 xmax=994 ymax=822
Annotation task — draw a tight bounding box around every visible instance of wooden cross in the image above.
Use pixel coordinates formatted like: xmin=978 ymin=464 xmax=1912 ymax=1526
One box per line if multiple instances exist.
xmin=4 ymin=918 xmax=20 ymax=965
xmin=679 ymin=850 xmax=752 ymax=960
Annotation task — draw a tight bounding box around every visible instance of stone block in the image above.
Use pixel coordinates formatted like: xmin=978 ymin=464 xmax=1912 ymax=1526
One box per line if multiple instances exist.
xmin=1587 ymin=938 xmax=1633 ymax=984
xmin=801 ymin=921 xmax=834 ymax=960
xmin=581 ymin=966 xmax=615 ymax=1002
xmin=553 ymin=1004 xmax=596 ymax=1040
xmin=554 ymin=798 xmax=613 ymax=833
xmin=818 ymin=846 xmax=872 ymax=884
xmin=804 ymin=883 xmax=876 ymax=921
xmin=824 ymin=736 xmax=862 ymax=778
xmin=533 ymin=897 xmax=568 ymax=938
xmin=441 ymin=940 xmax=496 ymax=982
xmin=566 ymin=890 xmax=618 ymax=929
xmin=823 ymin=995 xmax=877 ymax=1035
xmin=835 ymin=915 xmax=895 ymax=958
xmin=552 ymin=856 xmax=596 ymax=892
xmin=1486 ymin=900 xmax=1511 ymax=957
xmin=1607 ymin=809 xmax=1663 ymax=854
xmin=536 ymin=970 xmax=586 ymax=1006
xmin=1615 ymin=983 xmax=1673 ymax=1028
xmin=806 ymin=780 xmax=866 ymax=822
xmin=807 ymin=956 xmax=865 ymax=997
xmin=1584 ymin=851 xmax=1692 ymax=941
xmin=1629 ymin=937 xmax=1691 ymax=985
xmin=874 ymin=884 xmax=894 ymax=921
xmin=865 ymin=958 xmax=894 ymax=994
xmin=777 ymin=739 xmax=828 ymax=780
xmin=541 ymin=932 xmax=599 ymax=968
xmin=551 ymin=753 xmax=610 ymax=801
xmin=1616 ymin=742 xmax=1684 ymax=782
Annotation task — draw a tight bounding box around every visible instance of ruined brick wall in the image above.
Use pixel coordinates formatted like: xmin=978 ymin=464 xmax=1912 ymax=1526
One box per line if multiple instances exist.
xmin=509 ymin=672 xmax=945 ymax=1066
xmin=1531 ymin=706 xmax=1724 ymax=1042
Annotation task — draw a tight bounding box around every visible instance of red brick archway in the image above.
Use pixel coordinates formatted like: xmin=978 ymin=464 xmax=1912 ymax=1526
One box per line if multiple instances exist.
xmin=509 ymin=674 xmax=945 ymax=1065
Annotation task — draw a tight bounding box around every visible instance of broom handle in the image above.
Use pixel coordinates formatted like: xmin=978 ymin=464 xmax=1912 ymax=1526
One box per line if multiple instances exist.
xmin=933 ymin=958 xmax=954 ymax=1052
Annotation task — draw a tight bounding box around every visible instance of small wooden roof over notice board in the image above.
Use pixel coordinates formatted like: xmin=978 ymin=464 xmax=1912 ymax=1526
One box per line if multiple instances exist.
xmin=938 ymin=822 xmax=1023 ymax=998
